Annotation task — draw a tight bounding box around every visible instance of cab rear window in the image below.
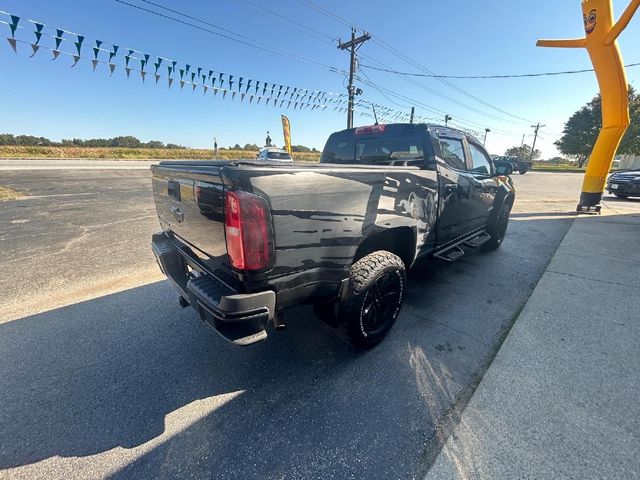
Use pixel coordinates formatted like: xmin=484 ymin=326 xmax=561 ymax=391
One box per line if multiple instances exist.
xmin=320 ymin=125 xmax=425 ymax=166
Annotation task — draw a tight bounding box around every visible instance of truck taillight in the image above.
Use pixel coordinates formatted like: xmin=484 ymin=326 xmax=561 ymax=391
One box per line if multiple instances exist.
xmin=224 ymin=190 xmax=274 ymax=271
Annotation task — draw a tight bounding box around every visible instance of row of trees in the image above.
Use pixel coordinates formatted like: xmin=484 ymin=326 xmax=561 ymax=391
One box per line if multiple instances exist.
xmin=223 ymin=143 xmax=318 ymax=152
xmin=0 ymin=134 xmax=186 ymax=149
xmin=0 ymin=134 xmax=319 ymax=152
xmin=502 ymin=87 xmax=638 ymax=165
xmin=554 ymin=87 xmax=639 ymax=167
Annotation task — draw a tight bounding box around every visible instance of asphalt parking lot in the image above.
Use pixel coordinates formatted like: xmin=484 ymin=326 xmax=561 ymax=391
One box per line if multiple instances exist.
xmin=0 ymin=165 xmax=591 ymax=479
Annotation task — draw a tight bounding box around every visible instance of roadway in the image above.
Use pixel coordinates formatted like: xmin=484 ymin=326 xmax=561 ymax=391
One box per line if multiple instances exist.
xmin=0 ymin=165 xmax=589 ymax=479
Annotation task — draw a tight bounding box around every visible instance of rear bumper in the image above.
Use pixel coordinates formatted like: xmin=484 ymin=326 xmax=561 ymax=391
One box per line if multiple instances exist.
xmin=152 ymin=232 xmax=275 ymax=346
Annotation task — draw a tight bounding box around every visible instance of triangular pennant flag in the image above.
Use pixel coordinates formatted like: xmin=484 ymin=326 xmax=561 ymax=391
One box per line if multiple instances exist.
xmin=140 ymin=58 xmax=147 ymax=71
xmin=223 ymin=90 xmax=228 ymax=99
xmin=91 ymin=59 xmax=99 ymax=71
xmin=192 ymin=83 xmax=197 ymax=92
xmin=125 ymin=67 xmax=132 ymax=78
xmin=219 ymin=73 xmax=224 ymax=88
xmin=294 ymin=102 xmax=298 ymax=109
xmin=263 ymin=83 xmax=268 ymax=95
xmin=124 ymin=55 xmax=131 ymax=67
xmin=109 ymin=63 xmax=116 ymax=75
xmin=93 ymin=47 xmax=100 ymax=59
xmin=34 ymin=31 xmax=43 ymax=44
xmin=75 ymin=38 xmax=84 ymax=55
xmin=179 ymin=68 xmax=185 ymax=80
xmin=265 ymin=98 xmax=270 ymax=107
xmin=9 ymin=15 xmax=19 ymax=38
xmin=211 ymin=77 xmax=216 ymax=88
xmin=256 ymin=96 xmax=261 ymax=105
xmin=232 ymin=91 xmax=237 ymax=100
xmin=7 ymin=37 xmax=17 ymax=54
xmin=30 ymin=44 xmax=40 ymax=57
xmin=70 ymin=55 xmax=81 ymax=68
xmin=52 ymin=49 xmax=61 ymax=60
xmin=185 ymin=64 xmax=191 ymax=73
xmin=201 ymin=74 xmax=206 ymax=85
xmin=213 ymin=88 xmax=218 ymax=96
xmin=155 ymin=74 xmax=161 ymax=84
xmin=241 ymin=93 xmax=246 ymax=102
xmin=288 ymin=101 xmax=292 ymax=108
xmin=190 ymin=72 xmax=196 ymax=83
xmin=208 ymin=69 xmax=214 ymax=78
xmin=180 ymin=80 xmax=185 ymax=90
xmin=203 ymin=85 xmax=209 ymax=94
xmin=246 ymin=79 xmax=252 ymax=93
xmin=109 ymin=45 xmax=118 ymax=62
xmin=197 ymin=67 xmax=202 ymax=77
xmin=168 ymin=77 xmax=174 ymax=88
xmin=249 ymin=94 xmax=254 ymax=104
xmin=255 ymin=81 xmax=260 ymax=94
xmin=154 ymin=59 xmax=162 ymax=74
xmin=140 ymin=71 xmax=147 ymax=82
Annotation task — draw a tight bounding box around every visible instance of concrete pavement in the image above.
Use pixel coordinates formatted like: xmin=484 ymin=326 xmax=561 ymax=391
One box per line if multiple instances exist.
xmin=424 ymin=197 xmax=640 ymax=479
xmin=0 ymin=169 xmax=579 ymax=479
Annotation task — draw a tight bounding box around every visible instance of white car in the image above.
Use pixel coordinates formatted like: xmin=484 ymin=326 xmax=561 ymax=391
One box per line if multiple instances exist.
xmin=257 ymin=147 xmax=293 ymax=162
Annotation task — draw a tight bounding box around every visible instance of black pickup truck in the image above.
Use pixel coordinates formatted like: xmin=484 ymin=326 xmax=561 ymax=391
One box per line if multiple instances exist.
xmin=151 ymin=124 xmax=515 ymax=347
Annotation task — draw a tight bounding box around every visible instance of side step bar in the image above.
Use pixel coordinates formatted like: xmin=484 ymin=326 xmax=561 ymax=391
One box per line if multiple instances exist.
xmin=433 ymin=230 xmax=491 ymax=263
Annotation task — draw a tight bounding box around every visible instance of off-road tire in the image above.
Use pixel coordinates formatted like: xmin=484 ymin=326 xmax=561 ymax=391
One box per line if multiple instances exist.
xmin=484 ymin=200 xmax=513 ymax=251
xmin=340 ymin=251 xmax=406 ymax=348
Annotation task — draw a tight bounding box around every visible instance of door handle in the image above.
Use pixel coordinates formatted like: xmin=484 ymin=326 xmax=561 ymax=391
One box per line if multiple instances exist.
xmin=170 ymin=206 xmax=184 ymax=223
xmin=444 ymin=184 xmax=457 ymax=194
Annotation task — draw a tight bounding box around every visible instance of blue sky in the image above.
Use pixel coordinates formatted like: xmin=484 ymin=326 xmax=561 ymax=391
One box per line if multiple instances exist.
xmin=0 ymin=0 xmax=639 ymax=157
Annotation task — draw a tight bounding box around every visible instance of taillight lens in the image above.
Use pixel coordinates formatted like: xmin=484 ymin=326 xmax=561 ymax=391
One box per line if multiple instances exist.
xmin=224 ymin=190 xmax=274 ymax=271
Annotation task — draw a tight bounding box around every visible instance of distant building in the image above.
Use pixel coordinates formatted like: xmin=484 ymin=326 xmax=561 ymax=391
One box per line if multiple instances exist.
xmin=616 ymin=154 xmax=640 ymax=169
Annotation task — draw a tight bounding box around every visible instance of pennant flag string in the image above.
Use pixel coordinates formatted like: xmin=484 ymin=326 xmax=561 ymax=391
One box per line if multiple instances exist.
xmin=1 ymin=10 xmax=416 ymax=122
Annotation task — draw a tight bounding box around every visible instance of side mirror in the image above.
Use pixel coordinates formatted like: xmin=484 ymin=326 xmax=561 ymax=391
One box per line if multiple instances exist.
xmin=494 ymin=160 xmax=513 ymax=176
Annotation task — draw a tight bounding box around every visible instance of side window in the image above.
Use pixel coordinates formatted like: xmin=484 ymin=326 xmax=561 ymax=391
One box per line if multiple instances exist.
xmin=439 ymin=137 xmax=466 ymax=170
xmin=355 ymin=133 xmax=424 ymax=167
xmin=468 ymin=143 xmax=492 ymax=175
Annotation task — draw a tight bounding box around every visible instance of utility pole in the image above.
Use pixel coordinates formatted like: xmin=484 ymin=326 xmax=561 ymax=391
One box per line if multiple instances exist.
xmin=409 ymin=106 xmax=415 ymax=124
xmin=338 ymin=28 xmax=371 ymax=129
xmin=483 ymin=128 xmax=491 ymax=146
xmin=444 ymin=114 xmax=452 ymax=126
xmin=520 ymin=133 xmax=525 ymax=147
xmin=530 ymin=123 xmax=545 ymax=161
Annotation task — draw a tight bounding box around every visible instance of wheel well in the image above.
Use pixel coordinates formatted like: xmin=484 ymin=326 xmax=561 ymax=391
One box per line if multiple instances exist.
xmin=354 ymin=227 xmax=415 ymax=269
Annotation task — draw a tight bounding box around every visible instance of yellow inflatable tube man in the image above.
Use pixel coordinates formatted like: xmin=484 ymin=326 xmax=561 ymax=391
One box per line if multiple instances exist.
xmin=537 ymin=0 xmax=640 ymax=213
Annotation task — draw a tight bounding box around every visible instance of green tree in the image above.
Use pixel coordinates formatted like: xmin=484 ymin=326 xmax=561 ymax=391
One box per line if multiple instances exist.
xmin=555 ymin=87 xmax=639 ymax=167
xmin=504 ymin=144 xmax=540 ymax=161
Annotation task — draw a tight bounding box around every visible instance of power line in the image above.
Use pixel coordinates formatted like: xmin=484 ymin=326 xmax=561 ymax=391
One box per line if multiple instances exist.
xmin=113 ymin=0 xmax=344 ymax=74
xmin=370 ymin=37 xmax=535 ymax=124
xmin=297 ymin=0 xmax=536 ymax=125
xmin=236 ymin=0 xmax=335 ymax=46
xmin=360 ymin=62 xmax=640 ymax=79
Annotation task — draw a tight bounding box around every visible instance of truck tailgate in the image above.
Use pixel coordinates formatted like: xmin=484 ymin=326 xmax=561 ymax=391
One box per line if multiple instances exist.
xmin=151 ymin=163 xmax=227 ymax=258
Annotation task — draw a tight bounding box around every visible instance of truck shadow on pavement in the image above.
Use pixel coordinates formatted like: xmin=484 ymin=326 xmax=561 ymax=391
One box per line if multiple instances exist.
xmin=0 ymin=213 xmax=577 ymax=479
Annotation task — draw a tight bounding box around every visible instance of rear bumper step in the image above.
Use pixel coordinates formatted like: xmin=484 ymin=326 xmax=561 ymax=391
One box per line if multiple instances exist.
xmin=152 ymin=232 xmax=275 ymax=346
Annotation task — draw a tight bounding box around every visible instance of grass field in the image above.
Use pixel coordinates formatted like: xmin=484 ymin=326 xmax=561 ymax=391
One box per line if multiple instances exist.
xmin=0 ymin=146 xmax=321 ymax=162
